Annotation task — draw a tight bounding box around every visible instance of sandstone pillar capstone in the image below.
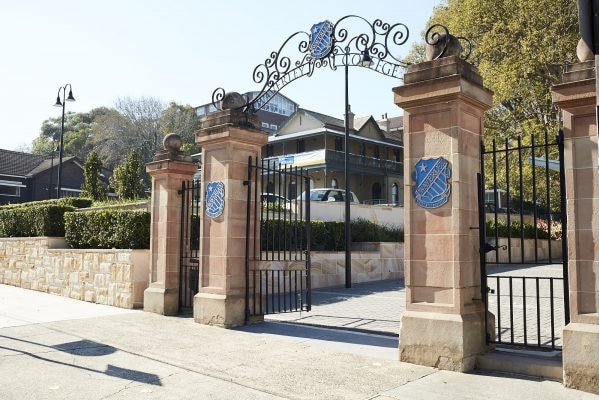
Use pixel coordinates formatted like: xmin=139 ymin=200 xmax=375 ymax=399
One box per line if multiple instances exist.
xmin=393 ymin=56 xmax=493 ymax=372
xmin=552 ymin=61 xmax=599 ymax=394
xmin=144 ymin=135 xmax=197 ymax=316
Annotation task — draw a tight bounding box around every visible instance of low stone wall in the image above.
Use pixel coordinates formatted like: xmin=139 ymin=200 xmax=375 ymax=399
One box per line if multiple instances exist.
xmin=485 ymin=237 xmax=563 ymax=263
xmin=256 ymin=242 xmax=404 ymax=288
xmin=0 ymin=237 xmax=149 ymax=308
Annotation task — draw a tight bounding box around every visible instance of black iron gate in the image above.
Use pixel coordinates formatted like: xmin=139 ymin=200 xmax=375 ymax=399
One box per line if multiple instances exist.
xmin=478 ymin=130 xmax=569 ymax=350
xmin=245 ymin=156 xmax=311 ymax=321
xmin=179 ymin=179 xmax=201 ymax=310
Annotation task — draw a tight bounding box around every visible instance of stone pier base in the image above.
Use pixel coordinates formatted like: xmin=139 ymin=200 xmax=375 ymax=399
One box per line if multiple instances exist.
xmin=563 ymin=323 xmax=599 ymax=394
xmin=193 ymin=292 xmax=245 ymax=328
xmin=399 ymin=310 xmax=486 ymax=372
xmin=143 ymin=284 xmax=178 ymax=316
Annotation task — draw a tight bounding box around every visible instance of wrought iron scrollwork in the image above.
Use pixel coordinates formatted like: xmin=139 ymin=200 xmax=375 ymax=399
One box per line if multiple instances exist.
xmin=211 ymin=15 xmax=411 ymax=114
xmin=425 ymin=24 xmax=472 ymax=61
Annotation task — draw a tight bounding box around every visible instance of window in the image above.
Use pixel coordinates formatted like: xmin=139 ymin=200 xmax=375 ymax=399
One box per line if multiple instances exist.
xmin=373 ymin=146 xmax=380 ymax=159
xmin=360 ymin=143 xmax=366 ymax=156
xmin=288 ymin=180 xmax=297 ymax=199
xmin=60 ymin=188 xmax=82 ymax=198
xmin=261 ymin=122 xmax=270 ymax=129
xmin=270 ymin=124 xmax=277 ymax=131
xmin=393 ymin=149 xmax=401 ymax=162
xmin=331 ymin=178 xmax=338 ymax=189
xmin=334 ymin=137 xmax=343 ymax=151
xmin=372 ymin=182 xmax=382 ymax=201
xmin=392 ymin=183 xmax=399 ymax=205
xmin=0 ymin=185 xmax=20 ymax=196
xmin=297 ymin=139 xmax=305 ymax=153
xmin=265 ymin=145 xmax=274 ymax=157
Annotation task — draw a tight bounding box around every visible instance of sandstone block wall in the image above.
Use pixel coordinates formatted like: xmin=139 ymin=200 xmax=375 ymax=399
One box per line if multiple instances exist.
xmin=0 ymin=237 xmax=149 ymax=308
xmin=256 ymin=242 xmax=404 ymax=288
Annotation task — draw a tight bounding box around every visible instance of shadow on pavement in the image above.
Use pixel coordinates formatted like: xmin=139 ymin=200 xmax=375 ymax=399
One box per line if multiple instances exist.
xmin=0 ymin=334 xmax=162 ymax=386
xmin=237 ymin=321 xmax=398 ymax=348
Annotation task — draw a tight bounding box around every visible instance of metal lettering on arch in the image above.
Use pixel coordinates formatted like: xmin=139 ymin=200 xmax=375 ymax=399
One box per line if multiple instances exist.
xmin=212 ymin=15 xmax=413 ymax=113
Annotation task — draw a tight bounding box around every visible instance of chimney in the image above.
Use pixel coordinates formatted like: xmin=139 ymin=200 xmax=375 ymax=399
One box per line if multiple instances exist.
xmin=345 ymin=104 xmax=355 ymax=130
xmin=379 ymin=113 xmax=390 ymax=132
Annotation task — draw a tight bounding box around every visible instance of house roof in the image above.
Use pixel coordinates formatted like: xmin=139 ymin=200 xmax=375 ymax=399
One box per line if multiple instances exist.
xmin=300 ymin=109 xmax=345 ymax=129
xmin=27 ymin=156 xmax=78 ymax=176
xmin=0 ymin=149 xmax=44 ymax=176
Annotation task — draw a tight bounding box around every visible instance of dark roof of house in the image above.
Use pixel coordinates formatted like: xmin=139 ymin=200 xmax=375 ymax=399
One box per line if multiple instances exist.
xmin=27 ymin=156 xmax=77 ymax=176
xmin=0 ymin=149 xmax=44 ymax=176
xmin=301 ymin=109 xmax=345 ymax=129
xmin=388 ymin=116 xmax=403 ymax=131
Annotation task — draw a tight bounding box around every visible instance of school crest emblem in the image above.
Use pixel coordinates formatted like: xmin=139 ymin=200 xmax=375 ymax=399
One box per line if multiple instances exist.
xmin=205 ymin=181 xmax=225 ymax=218
xmin=412 ymin=157 xmax=451 ymax=209
xmin=309 ymin=20 xmax=334 ymax=59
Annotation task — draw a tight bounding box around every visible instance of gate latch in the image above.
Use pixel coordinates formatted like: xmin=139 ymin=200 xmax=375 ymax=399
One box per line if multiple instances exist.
xmin=486 ymin=286 xmax=495 ymax=294
xmin=483 ymin=242 xmax=507 ymax=253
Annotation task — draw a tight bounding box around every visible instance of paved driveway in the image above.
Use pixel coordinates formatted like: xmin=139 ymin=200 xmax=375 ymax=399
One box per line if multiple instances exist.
xmin=267 ymin=279 xmax=404 ymax=336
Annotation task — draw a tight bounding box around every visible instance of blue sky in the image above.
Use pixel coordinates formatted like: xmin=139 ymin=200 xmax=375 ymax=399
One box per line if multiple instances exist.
xmin=0 ymin=0 xmax=441 ymax=151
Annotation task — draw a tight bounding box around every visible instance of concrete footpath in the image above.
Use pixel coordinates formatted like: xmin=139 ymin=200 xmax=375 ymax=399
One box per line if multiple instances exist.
xmin=0 ymin=284 xmax=597 ymax=400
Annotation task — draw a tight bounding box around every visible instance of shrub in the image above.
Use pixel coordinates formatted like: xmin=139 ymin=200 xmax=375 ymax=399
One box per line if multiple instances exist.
xmin=0 ymin=205 xmax=75 ymax=237
xmin=260 ymin=219 xmax=403 ymax=252
xmin=485 ymin=219 xmax=556 ymax=240
xmin=65 ymin=210 xmax=150 ymax=249
xmin=0 ymin=198 xmax=92 ymax=210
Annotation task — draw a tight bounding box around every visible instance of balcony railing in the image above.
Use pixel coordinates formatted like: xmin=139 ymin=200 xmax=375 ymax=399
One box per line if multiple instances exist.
xmin=324 ymin=150 xmax=403 ymax=174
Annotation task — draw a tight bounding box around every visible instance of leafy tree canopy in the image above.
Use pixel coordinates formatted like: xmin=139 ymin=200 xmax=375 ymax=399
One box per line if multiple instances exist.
xmin=413 ymin=0 xmax=578 ymax=141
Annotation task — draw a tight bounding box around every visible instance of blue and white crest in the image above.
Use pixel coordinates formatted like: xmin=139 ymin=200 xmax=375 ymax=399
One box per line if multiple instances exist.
xmin=309 ymin=20 xmax=334 ymax=59
xmin=412 ymin=157 xmax=451 ymax=209
xmin=205 ymin=181 xmax=225 ymax=218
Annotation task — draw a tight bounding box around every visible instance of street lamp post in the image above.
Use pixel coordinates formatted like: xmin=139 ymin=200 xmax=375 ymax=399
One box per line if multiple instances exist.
xmin=53 ymin=84 xmax=75 ymax=199
xmin=47 ymin=141 xmax=57 ymax=199
xmin=343 ymin=49 xmax=373 ymax=288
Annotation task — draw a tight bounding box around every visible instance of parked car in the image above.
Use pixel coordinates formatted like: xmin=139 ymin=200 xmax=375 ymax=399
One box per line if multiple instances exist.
xmin=296 ymin=188 xmax=360 ymax=204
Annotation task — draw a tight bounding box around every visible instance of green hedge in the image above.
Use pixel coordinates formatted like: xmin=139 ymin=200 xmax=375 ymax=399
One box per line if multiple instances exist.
xmin=0 ymin=205 xmax=75 ymax=237
xmin=65 ymin=210 xmax=151 ymax=249
xmin=261 ymin=218 xmax=403 ymax=252
xmin=485 ymin=219 xmax=552 ymax=240
xmin=0 ymin=198 xmax=92 ymax=210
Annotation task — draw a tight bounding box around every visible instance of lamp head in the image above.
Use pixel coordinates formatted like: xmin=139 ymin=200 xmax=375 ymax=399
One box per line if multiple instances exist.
xmin=66 ymin=89 xmax=75 ymax=102
xmin=54 ymin=96 xmax=63 ymax=107
xmin=361 ymin=49 xmax=373 ymax=67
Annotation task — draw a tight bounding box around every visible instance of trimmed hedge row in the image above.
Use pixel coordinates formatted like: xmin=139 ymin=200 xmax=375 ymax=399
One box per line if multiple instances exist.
xmin=485 ymin=219 xmax=552 ymax=240
xmin=64 ymin=210 xmax=151 ymax=249
xmin=0 ymin=205 xmax=75 ymax=237
xmin=0 ymin=198 xmax=92 ymax=210
xmin=261 ymin=218 xmax=404 ymax=252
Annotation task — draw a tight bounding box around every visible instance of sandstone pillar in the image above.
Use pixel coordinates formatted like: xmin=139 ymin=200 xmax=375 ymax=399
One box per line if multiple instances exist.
xmin=194 ymin=107 xmax=268 ymax=328
xmin=393 ymin=56 xmax=493 ymax=371
xmin=552 ymin=61 xmax=599 ymax=394
xmin=144 ymin=135 xmax=197 ymax=315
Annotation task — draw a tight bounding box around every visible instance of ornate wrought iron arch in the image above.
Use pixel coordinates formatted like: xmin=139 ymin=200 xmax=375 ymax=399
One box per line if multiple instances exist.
xmin=211 ymin=18 xmax=471 ymax=114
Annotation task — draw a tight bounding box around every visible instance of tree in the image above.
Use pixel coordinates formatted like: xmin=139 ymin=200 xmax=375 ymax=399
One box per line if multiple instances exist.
xmin=81 ymin=150 xmax=107 ymax=201
xmin=414 ymin=0 xmax=578 ymax=213
xmin=159 ymin=102 xmax=201 ymax=154
xmin=32 ymin=108 xmax=113 ymax=160
xmin=110 ymin=152 xmax=145 ymax=200
xmin=421 ymin=0 xmax=577 ymax=141
xmin=88 ymin=97 xmax=165 ymax=169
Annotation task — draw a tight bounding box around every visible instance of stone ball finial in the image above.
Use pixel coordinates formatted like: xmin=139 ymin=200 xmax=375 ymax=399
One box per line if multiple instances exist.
xmin=577 ymin=38 xmax=594 ymax=62
xmin=220 ymin=92 xmax=246 ymax=110
xmin=163 ymin=133 xmax=182 ymax=152
xmin=425 ymin=33 xmax=463 ymax=61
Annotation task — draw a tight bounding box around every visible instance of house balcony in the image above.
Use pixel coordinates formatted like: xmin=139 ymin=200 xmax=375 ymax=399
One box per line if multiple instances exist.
xmin=264 ymin=149 xmax=403 ymax=176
